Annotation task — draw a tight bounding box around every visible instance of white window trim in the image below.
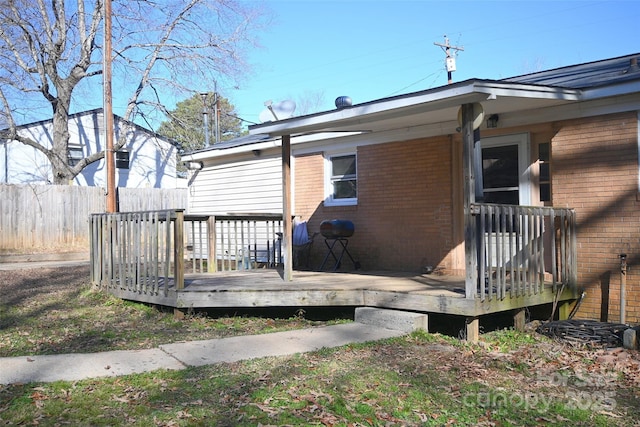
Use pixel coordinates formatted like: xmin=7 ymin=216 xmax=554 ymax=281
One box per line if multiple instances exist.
xmin=480 ymin=133 xmax=531 ymax=206
xmin=324 ymin=150 xmax=357 ymax=207
xmin=67 ymin=145 xmax=83 ymax=166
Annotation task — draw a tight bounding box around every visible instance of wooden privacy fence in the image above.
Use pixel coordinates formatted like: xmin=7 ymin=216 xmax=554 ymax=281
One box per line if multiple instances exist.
xmin=90 ymin=210 xmax=284 ymax=295
xmin=0 ymin=184 xmax=187 ymax=252
xmin=470 ymin=203 xmax=577 ymax=301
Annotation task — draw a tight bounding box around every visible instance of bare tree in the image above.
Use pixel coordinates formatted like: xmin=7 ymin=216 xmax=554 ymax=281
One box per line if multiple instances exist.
xmin=0 ymin=0 xmax=265 ymax=184
xmin=293 ymin=90 xmax=327 ymax=116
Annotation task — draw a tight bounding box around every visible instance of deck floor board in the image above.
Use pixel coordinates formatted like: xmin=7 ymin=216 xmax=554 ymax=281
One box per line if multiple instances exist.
xmin=182 ymin=270 xmax=466 ymax=297
xmin=101 ymin=270 xmax=576 ymax=316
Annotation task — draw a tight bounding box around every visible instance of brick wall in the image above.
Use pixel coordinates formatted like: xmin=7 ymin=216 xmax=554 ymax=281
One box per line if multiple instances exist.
xmin=552 ymin=112 xmax=640 ymax=323
xmin=294 ymin=136 xmax=456 ymax=273
xmin=293 ymin=112 xmax=640 ymax=324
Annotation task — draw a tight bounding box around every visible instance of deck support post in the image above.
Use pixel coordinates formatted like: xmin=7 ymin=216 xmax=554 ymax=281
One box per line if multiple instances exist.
xmin=513 ymin=308 xmax=526 ymax=331
xmin=558 ymin=301 xmax=574 ymax=320
xmin=282 ymin=134 xmax=293 ymax=281
xmin=174 ymin=210 xmax=185 ymax=290
xmin=207 ymin=216 xmax=217 ymax=272
xmin=462 ymin=103 xmax=479 ymax=299
xmin=465 ymin=317 xmax=479 ymax=342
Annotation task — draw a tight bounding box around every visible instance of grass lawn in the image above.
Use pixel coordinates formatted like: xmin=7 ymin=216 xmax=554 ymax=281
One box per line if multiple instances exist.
xmin=1 ymin=265 xmax=640 ymax=425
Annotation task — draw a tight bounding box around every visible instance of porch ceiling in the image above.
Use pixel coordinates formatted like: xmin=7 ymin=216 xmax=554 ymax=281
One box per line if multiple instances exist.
xmin=249 ymin=79 xmax=580 ymax=137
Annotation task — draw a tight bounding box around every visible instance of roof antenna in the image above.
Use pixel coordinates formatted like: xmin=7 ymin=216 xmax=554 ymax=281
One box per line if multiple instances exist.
xmin=264 ymin=100 xmax=279 ymax=121
xmin=434 ymin=35 xmax=464 ymax=84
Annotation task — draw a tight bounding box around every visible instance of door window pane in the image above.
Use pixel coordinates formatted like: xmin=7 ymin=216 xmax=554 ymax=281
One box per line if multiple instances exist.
xmin=482 ymin=145 xmax=519 ymax=204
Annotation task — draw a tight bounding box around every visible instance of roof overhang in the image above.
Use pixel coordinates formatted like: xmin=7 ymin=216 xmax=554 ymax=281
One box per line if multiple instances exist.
xmin=181 ymin=131 xmax=360 ymax=161
xmin=249 ymin=79 xmax=582 ymax=137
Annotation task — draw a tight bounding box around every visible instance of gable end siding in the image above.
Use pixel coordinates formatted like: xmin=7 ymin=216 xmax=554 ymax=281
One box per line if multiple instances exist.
xmin=188 ymin=155 xmax=283 ymax=214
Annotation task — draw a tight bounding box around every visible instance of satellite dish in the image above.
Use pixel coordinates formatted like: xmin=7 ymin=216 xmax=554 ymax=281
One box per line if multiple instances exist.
xmin=258 ymin=99 xmax=296 ymax=123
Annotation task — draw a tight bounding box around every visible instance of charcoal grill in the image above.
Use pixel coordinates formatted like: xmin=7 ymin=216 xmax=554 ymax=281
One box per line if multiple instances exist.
xmin=318 ymin=219 xmax=360 ymax=271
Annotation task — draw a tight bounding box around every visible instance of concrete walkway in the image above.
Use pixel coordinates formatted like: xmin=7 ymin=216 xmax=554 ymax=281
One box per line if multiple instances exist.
xmin=0 ymin=323 xmax=406 ymax=385
xmin=0 ymin=259 xmax=422 ymax=385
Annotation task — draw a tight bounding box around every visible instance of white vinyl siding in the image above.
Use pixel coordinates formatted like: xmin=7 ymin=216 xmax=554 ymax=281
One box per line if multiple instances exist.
xmin=187 ymin=155 xmax=283 ymax=214
xmin=1 ymin=110 xmax=178 ymax=188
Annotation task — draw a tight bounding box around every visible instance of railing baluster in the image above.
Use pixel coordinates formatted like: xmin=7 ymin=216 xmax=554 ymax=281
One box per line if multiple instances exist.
xmin=531 ymin=208 xmax=537 ymax=294
xmin=173 ymin=210 xmax=184 ymax=292
xmin=468 ymin=203 xmax=576 ymax=302
xmin=199 ymin=220 xmax=205 ymax=273
xmin=507 ymin=205 xmax=515 ymax=298
xmin=164 ymin=210 xmax=171 ymax=296
xmin=233 ymin=220 xmax=239 ymax=270
xmin=251 ymin=220 xmax=257 ymax=268
xmin=560 ymin=210 xmax=567 ymax=285
xmin=498 ymin=206 xmax=504 ymax=299
xmin=220 ymin=221 xmax=226 ymax=271
xmin=151 ymin=212 xmax=158 ymax=293
xmin=266 ymin=220 xmax=272 ymax=267
xmin=539 ymin=208 xmax=544 ymax=292
xmin=478 ymin=205 xmax=486 ymax=301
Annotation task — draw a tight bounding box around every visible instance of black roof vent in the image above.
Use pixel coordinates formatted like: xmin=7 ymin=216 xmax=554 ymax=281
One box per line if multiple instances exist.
xmin=335 ymin=96 xmax=352 ymax=109
xmin=624 ymin=57 xmax=640 ymax=74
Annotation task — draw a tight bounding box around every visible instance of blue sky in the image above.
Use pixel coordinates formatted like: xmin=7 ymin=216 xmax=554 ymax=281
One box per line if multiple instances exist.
xmin=225 ymin=0 xmax=639 ymax=128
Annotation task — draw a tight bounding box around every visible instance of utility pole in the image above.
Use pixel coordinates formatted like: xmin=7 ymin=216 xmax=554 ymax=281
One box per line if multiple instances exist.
xmin=213 ymin=90 xmax=220 ymax=145
xmin=434 ymin=35 xmax=464 ymax=84
xmin=201 ymin=93 xmax=210 ymax=148
xmin=104 ymin=0 xmax=116 ymax=212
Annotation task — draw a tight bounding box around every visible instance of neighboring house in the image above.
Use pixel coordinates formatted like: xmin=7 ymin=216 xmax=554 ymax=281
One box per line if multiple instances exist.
xmin=184 ymin=53 xmax=640 ymax=324
xmin=0 ymin=108 xmax=182 ymax=188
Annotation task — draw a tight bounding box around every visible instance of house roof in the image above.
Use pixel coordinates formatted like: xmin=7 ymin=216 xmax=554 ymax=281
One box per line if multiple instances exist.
xmin=182 ymin=53 xmax=640 ymax=159
xmin=248 ymin=53 xmax=640 ymax=138
xmin=248 ymin=79 xmax=582 ymax=136
xmin=1 ymin=108 xmax=181 ymax=148
xmin=186 ymin=133 xmax=276 ymax=155
xmin=504 ymin=53 xmax=640 ymax=89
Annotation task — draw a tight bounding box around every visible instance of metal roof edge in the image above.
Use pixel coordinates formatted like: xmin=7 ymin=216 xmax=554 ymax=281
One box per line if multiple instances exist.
xmin=249 ymin=79 xmax=583 ymax=136
xmin=181 ymin=131 xmax=357 ymax=161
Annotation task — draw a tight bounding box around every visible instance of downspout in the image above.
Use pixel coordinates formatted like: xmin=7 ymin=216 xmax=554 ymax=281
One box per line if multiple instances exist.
xmin=620 ymin=253 xmax=627 ymax=324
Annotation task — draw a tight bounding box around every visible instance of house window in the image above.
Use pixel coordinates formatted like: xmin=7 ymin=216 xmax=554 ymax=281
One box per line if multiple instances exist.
xmin=324 ymin=152 xmax=357 ymax=206
xmin=67 ymin=146 xmax=83 ymax=166
xmin=539 ymin=143 xmax=551 ymax=202
xmin=116 ymin=151 xmax=130 ymax=169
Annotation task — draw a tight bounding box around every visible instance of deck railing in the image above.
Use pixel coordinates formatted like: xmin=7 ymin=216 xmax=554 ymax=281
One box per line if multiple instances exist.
xmin=90 ymin=210 xmax=284 ymax=294
xmin=90 ymin=210 xmax=185 ymax=295
xmin=184 ymin=213 xmax=283 ymax=272
xmin=468 ymin=203 xmax=577 ymax=301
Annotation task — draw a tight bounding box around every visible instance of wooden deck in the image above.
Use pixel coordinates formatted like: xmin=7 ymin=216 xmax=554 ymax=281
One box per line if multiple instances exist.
xmin=90 ymin=209 xmax=579 ymax=340
xmin=105 ymin=269 xmax=576 ymax=318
